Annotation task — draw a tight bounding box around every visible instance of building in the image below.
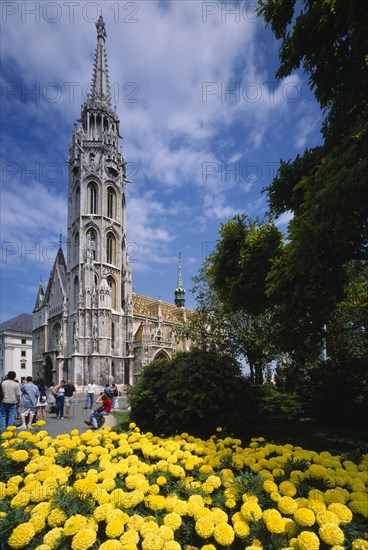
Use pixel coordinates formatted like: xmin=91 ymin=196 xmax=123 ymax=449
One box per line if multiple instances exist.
xmin=0 ymin=314 xmax=33 ymax=382
xmin=32 ymin=17 xmax=191 ymax=388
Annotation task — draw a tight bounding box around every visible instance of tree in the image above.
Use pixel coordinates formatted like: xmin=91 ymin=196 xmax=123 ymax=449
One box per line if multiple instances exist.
xmin=256 ymin=0 xmax=368 ymax=343
xmin=176 ymin=260 xmax=279 ymax=383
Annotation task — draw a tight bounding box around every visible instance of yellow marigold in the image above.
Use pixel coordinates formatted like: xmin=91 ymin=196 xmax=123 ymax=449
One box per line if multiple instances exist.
xmin=11 ymin=450 xmax=29 ymax=462
xmin=307 ymin=499 xmax=326 ymax=514
xmin=328 ymin=503 xmax=353 ymax=525
xmin=324 ymin=488 xmax=349 ymax=505
xmin=279 ymin=481 xmax=297 ymax=497
xmin=93 ymin=503 xmax=114 ymax=522
xmin=141 ymin=532 xmax=163 ymax=550
xmin=263 ymin=479 xmax=278 ymax=493
xmin=213 ymin=523 xmax=234 ymax=546
xmin=64 ymin=514 xmax=88 ymax=536
xmin=195 ymin=516 xmax=214 ymax=538
xmin=316 ymin=510 xmax=340 ymax=526
xmin=240 ymin=501 xmax=263 ymax=522
xmin=99 ymin=541 xmax=124 ymax=550
xmin=296 ymin=530 xmax=320 ymax=550
xmin=233 ymin=520 xmax=250 ymax=537
xmin=71 ymin=528 xmax=97 ymax=550
xmin=119 ymin=530 xmax=140 ymax=546
xmin=29 ymin=514 xmax=46 ymax=533
xmin=145 ymin=494 xmax=166 ymax=511
xmin=163 ymin=512 xmax=182 ymax=531
xmin=10 ymin=492 xmax=30 ymax=509
xmin=352 ymin=540 xmax=368 ymax=549
xmin=162 ymin=542 xmax=181 ymax=550
xmin=294 ymin=507 xmax=315 ymax=527
xmin=283 ymin=518 xmax=297 ymax=537
xmin=106 ymin=519 xmax=125 ymax=538
xmin=127 ymin=514 xmax=144 ymax=532
xmin=349 ymin=500 xmax=368 ymax=517
xmin=277 ymin=496 xmax=298 ymax=515
xmin=8 ymin=522 xmax=35 ymax=549
xmin=157 ymin=476 xmax=167 ymax=486
xmin=158 ymin=525 xmax=174 ymax=541
xmin=319 ymin=523 xmax=344 ymax=546
xmin=264 ymin=516 xmax=285 ymax=534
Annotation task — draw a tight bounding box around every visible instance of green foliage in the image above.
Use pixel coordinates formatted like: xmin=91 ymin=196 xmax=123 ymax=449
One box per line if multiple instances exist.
xmin=51 ymin=487 xmax=95 ymax=517
xmin=130 ymin=348 xmax=249 ymax=437
xmin=0 ymin=507 xmax=30 ymax=540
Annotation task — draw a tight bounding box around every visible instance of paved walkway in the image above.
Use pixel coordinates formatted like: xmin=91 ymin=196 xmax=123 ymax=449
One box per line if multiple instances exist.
xmin=29 ymin=395 xmax=129 ymax=438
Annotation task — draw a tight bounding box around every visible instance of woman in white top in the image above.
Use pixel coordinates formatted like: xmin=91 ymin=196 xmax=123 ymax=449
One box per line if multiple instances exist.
xmin=53 ymin=380 xmax=66 ymax=419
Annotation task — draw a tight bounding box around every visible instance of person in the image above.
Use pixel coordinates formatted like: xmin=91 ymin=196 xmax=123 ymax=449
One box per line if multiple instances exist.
xmin=84 ymin=380 xmax=96 ymax=409
xmin=18 ymin=376 xmax=39 ymax=429
xmin=0 ymin=371 xmax=20 ymax=432
xmin=53 ymin=380 xmax=66 ymax=419
xmin=47 ymin=382 xmax=56 ymax=413
xmin=103 ymin=382 xmax=112 ymax=399
xmin=36 ymin=378 xmax=47 ymax=421
xmin=110 ymin=383 xmax=119 ymax=409
xmin=64 ymin=378 xmax=76 ymax=419
xmin=84 ymin=391 xmax=112 ymax=430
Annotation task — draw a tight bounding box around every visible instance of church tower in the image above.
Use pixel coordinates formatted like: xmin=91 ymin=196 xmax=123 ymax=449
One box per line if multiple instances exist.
xmin=33 ymin=17 xmax=191 ymax=388
xmin=65 ymin=16 xmax=133 ymax=386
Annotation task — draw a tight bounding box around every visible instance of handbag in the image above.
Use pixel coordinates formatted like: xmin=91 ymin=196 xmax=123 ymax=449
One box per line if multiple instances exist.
xmin=96 ymin=405 xmax=104 ymax=413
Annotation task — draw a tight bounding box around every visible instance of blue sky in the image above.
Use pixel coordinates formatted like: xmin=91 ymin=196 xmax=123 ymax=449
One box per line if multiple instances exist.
xmin=0 ymin=0 xmax=322 ymax=323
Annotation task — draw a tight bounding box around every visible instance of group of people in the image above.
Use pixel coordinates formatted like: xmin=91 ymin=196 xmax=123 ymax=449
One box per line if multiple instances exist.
xmin=0 ymin=372 xmax=131 ymax=432
xmin=0 ymin=371 xmax=49 ymax=431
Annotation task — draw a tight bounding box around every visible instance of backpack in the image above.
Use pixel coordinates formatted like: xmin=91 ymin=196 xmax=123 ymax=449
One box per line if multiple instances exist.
xmin=39 ymin=389 xmax=47 ymax=403
xmin=113 ymin=388 xmax=119 ymax=397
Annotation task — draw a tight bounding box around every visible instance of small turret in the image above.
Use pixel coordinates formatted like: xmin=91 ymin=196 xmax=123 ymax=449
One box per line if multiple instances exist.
xmin=174 ymin=253 xmax=185 ymax=308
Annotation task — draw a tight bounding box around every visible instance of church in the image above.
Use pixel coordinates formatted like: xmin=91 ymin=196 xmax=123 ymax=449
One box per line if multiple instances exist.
xmin=32 ymin=17 xmax=190 ymax=389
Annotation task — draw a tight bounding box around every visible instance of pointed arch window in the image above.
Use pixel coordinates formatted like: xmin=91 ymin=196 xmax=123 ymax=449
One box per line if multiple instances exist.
xmin=75 ymin=187 xmax=80 ymax=218
xmin=74 ymin=232 xmax=79 ymax=262
xmin=74 ymin=276 xmax=79 ymax=310
xmin=87 ymin=228 xmax=97 ymax=260
xmin=107 ymin=232 xmax=116 ymax=265
xmin=107 ymin=187 xmax=116 ymax=219
xmin=107 ymin=276 xmax=117 ymax=310
xmin=88 ymin=182 xmax=98 ymax=214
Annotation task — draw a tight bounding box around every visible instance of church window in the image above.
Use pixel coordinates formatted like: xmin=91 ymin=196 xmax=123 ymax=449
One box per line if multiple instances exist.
xmin=74 ymin=232 xmax=79 ymax=262
xmin=87 ymin=229 xmax=97 ymax=260
xmin=107 ymin=276 xmax=116 ymax=309
xmin=74 ymin=276 xmax=79 ymax=310
xmin=88 ymin=182 xmax=98 ymax=214
xmin=107 ymin=233 xmax=116 ymax=265
xmin=111 ymin=321 xmax=115 ymax=349
xmin=107 ymin=187 xmax=116 ymax=219
xmin=75 ymin=187 xmax=80 ymax=217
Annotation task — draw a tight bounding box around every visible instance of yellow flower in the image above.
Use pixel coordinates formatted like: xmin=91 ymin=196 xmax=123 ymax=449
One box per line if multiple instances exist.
xmin=319 ymin=523 xmax=344 ymax=546
xmin=8 ymin=523 xmax=35 ymax=549
xmin=10 ymin=492 xmax=30 ymax=509
xmin=240 ymin=501 xmax=263 ymax=521
xmin=277 ymin=496 xmax=298 ymax=515
xmin=279 ymin=481 xmax=297 ymax=497
xmin=328 ymin=503 xmax=353 ymax=525
xmin=99 ymin=541 xmax=124 ymax=549
xmin=296 ymin=530 xmax=320 ymax=550
xmin=70 ymin=528 xmax=97 ymax=550
xmin=233 ymin=520 xmax=250 ymax=537
xmin=213 ymin=523 xmax=234 ymax=546
xmin=352 ymin=540 xmax=368 ymax=550
xmin=163 ymin=513 xmax=182 ymax=531
xmin=195 ymin=516 xmax=214 ymax=538
xmin=64 ymin=514 xmax=88 ymax=536
xmin=11 ymin=450 xmax=29 ymax=462
xmin=294 ymin=507 xmax=315 ymax=527
xmin=316 ymin=510 xmax=340 ymax=526
xmin=106 ymin=519 xmax=125 ymax=538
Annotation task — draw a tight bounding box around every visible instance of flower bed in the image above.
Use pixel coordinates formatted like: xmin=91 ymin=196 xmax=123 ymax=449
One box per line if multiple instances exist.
xmin=0 ymin=422 xmax=367 ymax=549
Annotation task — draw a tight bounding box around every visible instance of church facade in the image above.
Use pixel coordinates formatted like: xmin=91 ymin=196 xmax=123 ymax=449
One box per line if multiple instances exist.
xmin=32 ymin=17 xmax=189 ymax=388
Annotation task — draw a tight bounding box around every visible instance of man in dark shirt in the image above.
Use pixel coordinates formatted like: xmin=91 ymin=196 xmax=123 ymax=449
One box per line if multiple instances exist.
xmin=64 ymin=379 xmax=76 ymax=419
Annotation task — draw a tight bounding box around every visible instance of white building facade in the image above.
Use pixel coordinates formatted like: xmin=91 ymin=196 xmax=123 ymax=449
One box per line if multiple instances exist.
xmin=0 ymin=314 xmax=33 ymax=382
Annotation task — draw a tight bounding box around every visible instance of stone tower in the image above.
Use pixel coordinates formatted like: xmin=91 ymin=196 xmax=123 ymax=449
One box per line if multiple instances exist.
xmin=33 ymin=17 xmax=191 ymax=389
xmin=33 ymin=16 xmax=134 ymax=387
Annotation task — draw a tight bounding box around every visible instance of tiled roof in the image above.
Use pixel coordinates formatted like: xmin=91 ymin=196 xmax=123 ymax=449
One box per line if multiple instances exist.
xmin=0 ymin=313 xmax=33 ymax=334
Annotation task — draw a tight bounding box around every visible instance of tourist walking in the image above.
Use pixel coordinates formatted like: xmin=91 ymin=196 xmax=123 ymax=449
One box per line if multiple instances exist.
xmin=18 ymin=376 xmax=39 ymax=429
xmin=84 ymin=380 xmax=96 ymax=409
xmin=53 ymin=380 xmax=66 ymax=419
xmin=84 ymin=391 xmax=112 ymax=430
xmin=64 ymin=378 xmax=76 ymax=419
xmin=36 ymin=378 xmax=48 ymax=421
xmin=111 ymin=383 xmax=119 ymax=408
xmin=0 ymin=371 xmax=20 ymax=432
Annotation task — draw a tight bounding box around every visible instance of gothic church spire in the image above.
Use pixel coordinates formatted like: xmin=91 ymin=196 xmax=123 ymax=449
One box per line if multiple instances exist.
xmin=90 ymin=16 xmax=112 ymax=109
